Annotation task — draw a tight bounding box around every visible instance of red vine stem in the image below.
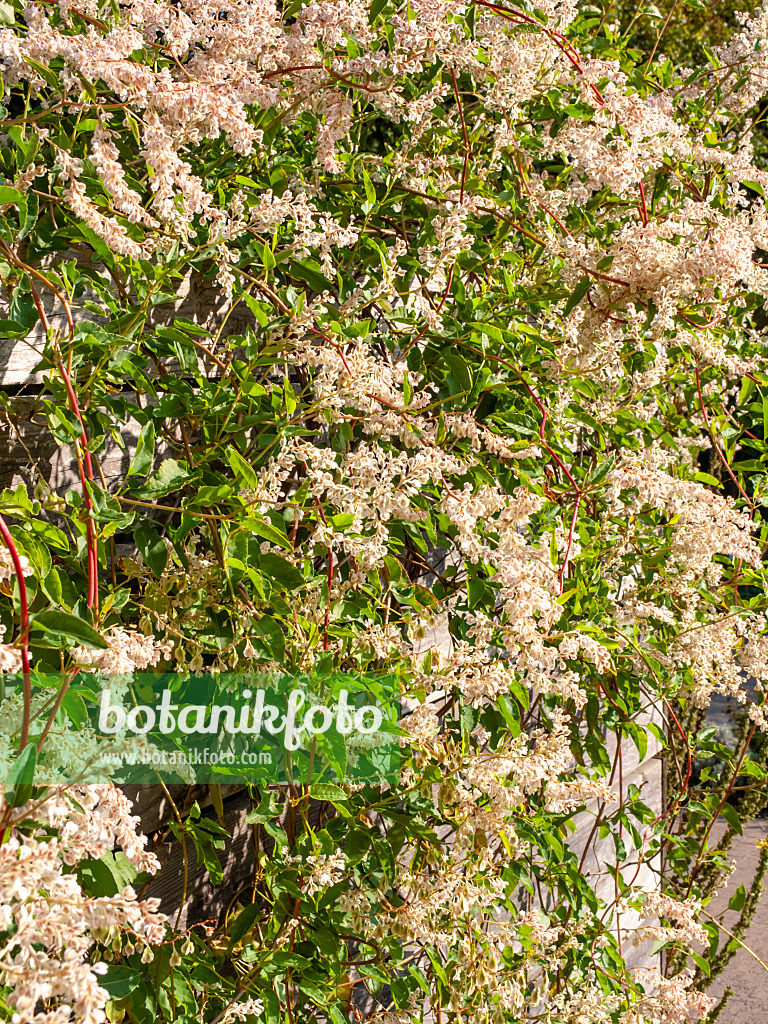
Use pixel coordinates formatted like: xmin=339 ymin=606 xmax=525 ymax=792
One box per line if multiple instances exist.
xmin=0 ymin=515 xmax=31 ymax=749
xmin=450 ymin=68 xmax=470 ymax=205
xmin=324 ymin=552 xmax=334 ymax=652
xmin=472 ymin=0 xmax=650 ymax=223
xmin=452 ymin=343 xmax=584 ymax=587
xmin=56 ymin=361 xmax=99 ymax=611
xmin=648 ymin=692 xmax=692 ymax=828
xmin=36 ymin=668 xmax=80 ymax=755
xmin=559 ymin=494 xmax=581 ymax=593
xmin=693 ymin=363 xmax=753 ymax=510
xmin=397 ymin=70 xmax=470 ymax=360
xmin=301 ymin=460 xmax=333 ymax=651
xmin=638 ymin=181 xmax=649 ymax=226
xmin=515 ymin=375 xmax=581 ymax=494
xmin=26 ymin=280 xmax=99 ymax=613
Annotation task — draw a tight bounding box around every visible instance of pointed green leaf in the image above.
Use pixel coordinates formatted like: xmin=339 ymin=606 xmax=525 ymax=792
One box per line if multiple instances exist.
xmin=31 ymin=610 xmax=108 ymax=649
xmin=127 ymin=420 xmax=155 ymax=478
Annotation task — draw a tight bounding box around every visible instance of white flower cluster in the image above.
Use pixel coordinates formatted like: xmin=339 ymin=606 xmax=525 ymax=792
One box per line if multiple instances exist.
xmin=0 ymin=786 xmax=164 ymax=1024
xmin=72 ymin=627 xmax=174 ymax=674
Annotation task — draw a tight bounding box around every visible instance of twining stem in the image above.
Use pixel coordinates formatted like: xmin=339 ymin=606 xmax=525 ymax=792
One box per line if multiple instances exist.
xmin=36 ymin=668 xmax=80 ymax=755
xmin=0 ymin=514 xmax=31 ymax=749
xmin=300 ymin=460 xmax=334 ymax=650
xmin=559 ymin=493 xmax=582 ymax=593
xmin=55 ymin=352 xmax=99 ymax=612
xmin=24 ymin=278 xmax=99 ymax=613
xmin=694 ymin=363 xmax=753 ymax=510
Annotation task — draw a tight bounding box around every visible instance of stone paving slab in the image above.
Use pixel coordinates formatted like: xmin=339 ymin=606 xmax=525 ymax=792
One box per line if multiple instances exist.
xmin=700 ymin=820 xmax=768 ymax=1022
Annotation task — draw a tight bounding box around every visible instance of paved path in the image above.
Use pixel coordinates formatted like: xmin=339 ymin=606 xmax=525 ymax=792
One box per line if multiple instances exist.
xmin=699 ymin=820 xmax=768 ymax=1022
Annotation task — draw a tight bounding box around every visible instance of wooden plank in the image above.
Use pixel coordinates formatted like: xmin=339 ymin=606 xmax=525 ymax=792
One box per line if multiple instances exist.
xmin=140 ymin=787 xmax=257 ymax=930
xmin=123 ymin=783 xmax=246 ymax=836
xmin=136 ymin=786 xmax=328 ymax=930
xmin=0 ymin=393 xmax=170 ymax=495
xmin=0 ymin=277 xmax=668 ymax=965
xmin=0 ymin=258 xmax=255 ymax=385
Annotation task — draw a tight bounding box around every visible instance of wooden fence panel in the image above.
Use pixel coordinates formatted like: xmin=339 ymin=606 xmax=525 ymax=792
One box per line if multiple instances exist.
xmin=0 ymin=297 xmax=665 ymax=957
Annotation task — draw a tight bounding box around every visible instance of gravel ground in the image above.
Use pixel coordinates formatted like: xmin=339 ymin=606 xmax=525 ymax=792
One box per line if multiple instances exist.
xmin=697 ymin=819 xmax=768 ymax=1023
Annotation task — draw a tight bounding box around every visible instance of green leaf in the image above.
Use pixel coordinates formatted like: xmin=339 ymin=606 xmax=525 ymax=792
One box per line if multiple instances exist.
xmin=627 ymin=723 xmax=647 ymax=764
xmin=132 ymin=459 xmax=197 ymax=500
xmin=362 ymin=167 xmax=376 ymax=208
xmin=691 ymin=952 xmax=711 ymax=977
xmin=443 ymin=348 xmax=472 ymax=393
xmin=77 ymin=223 xmax=115 ymax=264
xmin=78 ymin=851 xmax=139 ymax=897
xmin=728 ymin=883 xmax=747 ymax=912
xmin=309 ymin=783 xmax=348 ymax=802
xmin=4 ymin=743 xmax=36 ymax=807
xmin=563 ymin=275 xmax=591 ymax=315
xmin=18 ymin=190 xmax=38 ymax=238
xmin=100 ymin=966 xmax=142 ymax=1000
xmin=283 ymin=375 xmax=297 ymax=415
xmin=287 ymin=259 xmax=334 ymax=293
xmin=31 ymin=610 xmax=108 ymax=649
xmin=720 ymin=802 xmax=743 ymax=836
xmin=59 ymin=687 xmax=88 ymax=727
xmin=693 ymin=472 xmax=722 ymax=488
xmin=270 ymin=952 xmax=311 ymax=970
xmin=586 ymin=452 xmax=615 ymax=488
xmin=22 ymin=56 xmax=60 ymax=89
xmin=242 ymin=517 xmax=292 ymax=552
xmin=226 ymin=447 xmax=259 ymax=490
xmin=0 ymin=319 xmax=31 ymax=338
xmin=263 ymin=989 xmax=280 ymax=1024
xmin=41 ymin=567 xmax=63 ymax=605
xmin=0 ymin=185 xmax=23 ymax=206
xmin=296 ymin=978 xmax=327 ymax=1004
xmin=228 ymin=902 xmax=261 ymax=946
xmin=134 ymin=522 xmax=169 ymax=578
xmin=74 ymin=69 xmax=98 ymax=102
xmin=258 ymin=552 xmax=304 ymax=590
xmin=29 ymin=519 xmax=68 ymax=551
xmin=127 ymin=421 xmax=155 ymax=478
xmin=245 ymin=790 xmax=282 ymax=824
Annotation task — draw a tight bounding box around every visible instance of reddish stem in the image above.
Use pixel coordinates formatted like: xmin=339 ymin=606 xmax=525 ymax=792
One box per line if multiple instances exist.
xmin=301 ymin=461 xmax=334 ymax=651
xmin=586 ymin=289 xmax=628 ymax=325
xmin=559 ymin=494 xmax=581 ymax=593
xmin=27 ymin=280 xmax=99 ymax=612
xmin=324 ymin=548 xmax=334 ymax=652
xmin=638 ymin=181 xmax=649 ymax=226
xmin=450 ymin=69 xmax=470 ymax=204
xmin=399 ymin=264 xmax=455 ymax=361
xmin=694 ymin=364 xmax=753 ymax=510
xmin=682 ymin=721 xmax=756 ymax=901
xmin=57 ymin=357 xmax=99 ymax=613
xmin=517 ymin=376 xmax=581 ymax=493
xmin=0 ymin=515 xmax=31 ymax=749
xmin=37 ymin=668 xmax=80 ymax=755
xmin=678 ymin=312 xmax=722 ymax=330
